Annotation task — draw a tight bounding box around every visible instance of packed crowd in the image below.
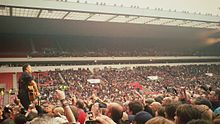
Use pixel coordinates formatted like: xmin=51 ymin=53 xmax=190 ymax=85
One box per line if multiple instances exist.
xmin=1 ymin=64 xmax=220 ymax=124
xmin=30 ymin=47 xmax=190 ymax=57
xmin=1 ymin=36 xmax=220 ymax=58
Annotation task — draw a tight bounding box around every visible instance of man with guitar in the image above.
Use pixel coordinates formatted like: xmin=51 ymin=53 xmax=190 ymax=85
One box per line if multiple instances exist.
xmin=18 ymin=64 xmax=40 ymax=110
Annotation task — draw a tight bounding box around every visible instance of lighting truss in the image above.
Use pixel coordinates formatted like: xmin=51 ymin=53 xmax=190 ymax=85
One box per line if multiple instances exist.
xmin=12 ymin=8 xmax=40 ymax=17
xmin=0 ymin=7 xmax=10 ymax=16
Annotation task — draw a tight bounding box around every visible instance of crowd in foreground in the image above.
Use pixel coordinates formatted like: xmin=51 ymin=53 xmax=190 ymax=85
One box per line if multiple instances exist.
xmin=1 ymin=64 xmax=220 ymax=124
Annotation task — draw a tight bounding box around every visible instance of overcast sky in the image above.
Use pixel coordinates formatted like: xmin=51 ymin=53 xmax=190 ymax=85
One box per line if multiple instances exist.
xmin=70 ymin=0 xmax=220 ymax=15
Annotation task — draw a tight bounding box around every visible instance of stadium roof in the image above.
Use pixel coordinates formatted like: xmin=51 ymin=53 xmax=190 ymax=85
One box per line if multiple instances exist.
xmin=0 ymin=0 xmax=219 ymax=29
xmin=0 ymin=0 xmax=219 ymax=47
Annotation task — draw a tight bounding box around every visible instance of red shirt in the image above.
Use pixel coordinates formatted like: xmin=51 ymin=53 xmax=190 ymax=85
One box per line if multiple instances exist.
xmin=77 ymin=108 xmax=86 ymax=124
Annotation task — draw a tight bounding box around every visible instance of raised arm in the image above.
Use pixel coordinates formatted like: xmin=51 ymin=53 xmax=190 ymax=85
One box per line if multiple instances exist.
xmin=55 ymin=90 xmax=76 ymax=123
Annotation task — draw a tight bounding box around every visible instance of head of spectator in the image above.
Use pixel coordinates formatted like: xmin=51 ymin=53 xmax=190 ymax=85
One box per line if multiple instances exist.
xmin=28 ymin=115 xmax=60 ymax=124
xmin=95 ymin=114 xmax=117 ymax=124
xmin=186 ymin=119 xmax=211 ymax=124
xmin=154 ymin=96 xmax=164 ymax=104
xmin=215 ymin=89 xmax=220 ymax=100
xmin=193 ymin=97 xmax=213 ymax=110
xmin=105 ymin=102 xmax=123 ymax=123
xmin=35 ymin=105 xmax=46 ymax=116
xmin=44 ymin=104 xmax=54 ymax=116
xmin=52 ymin=106 xmax=68 ymax=124
xmin=162 ymin=97 xmax=173 ymax=106
xmin=165 ymin=103 xmax=179 ymax=121
xmin=194 ymin=105 xmax=213 ymax=121
xmin=2 ymin=105 xmax=13 ymax=120
xmin=144 ymin=105 xmax=155 ymax=117
xmin=145 ymin=98 xmax=155 ymax=106
xmin=145 ymin=116 xmax=174 ymax=124
xmin=128 ymin=101 xmax=143 ymax=115
xmin=208 ymin=91 xmax=216 ymax=101
xmin=208 ymin=89 xmax=220 ymax=110
xmin=76 ymin=99 xmax=85 ymax=110
xmin=133 ymin=111 xmax=152 ymax=124
xmin=26 ymin=111 xmax=38 ymax=121
xmin=157 ymin=107 xmax=165 ymax=117
xmin=175 ymin=104 xmax=201 ymax=124
xmin=214 ymin=107 xmax=220 ymax=117
xmin=14 ymin=114 xmax=27 ymax=124
xmin=149 ymin=102 xmax=162 ymax=116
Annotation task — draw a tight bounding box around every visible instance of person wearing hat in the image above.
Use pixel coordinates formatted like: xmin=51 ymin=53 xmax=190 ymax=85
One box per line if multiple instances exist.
xmin=214 ymin=107 xmax=220 ymax=117
xmin=133 ymin=111 xmax=152 ymax=124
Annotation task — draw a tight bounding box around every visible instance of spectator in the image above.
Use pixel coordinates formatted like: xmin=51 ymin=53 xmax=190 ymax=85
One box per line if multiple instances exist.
xmin=162 ymin=97 xmax=173 ymax=106
xmin=146 ymin=116 xmax=174 ymax=124
xmin=175 ymin=104 xmax=201 ymax=124
xmin=128 ymin=101 xmax=144 ymax=122
xmin=134 ymin=111 xmax=152 ymax=124
xmin=128 ymin=101 xmax=143 ymax=115
xmin=214 ymin=107 xmax=220 ymax=117
xmin=105 ymin=103 xmax=124 ymax=124
xmin=193 ymin=97 xmax=213 ymax=110
xmin=157 ymin=107 xmax=165 ymax=117
xmin=149 ymin=102 xmax=162 ymax=116
xmin=194 ymin=105 xmax=213 ymax=121
xmin=186 ymin=119 xmax=211 ymax=124
xmin=164 ymin=103 xmax=179 ymax=121
xmin=14 ymin=114 xmax=27 ymax=124
xmin=76 ymin=100 xmax=86 ymax=124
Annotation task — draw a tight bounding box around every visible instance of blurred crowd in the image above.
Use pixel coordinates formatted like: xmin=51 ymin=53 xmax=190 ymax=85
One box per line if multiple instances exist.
xmin=1 ymin=64 xmax=220 ymax=124
xmin=33 ymin=48 xmax=193 ymax=57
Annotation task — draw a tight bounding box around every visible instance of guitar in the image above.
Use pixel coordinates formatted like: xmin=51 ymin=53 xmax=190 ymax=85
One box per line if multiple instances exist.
xmin=28 ymin=81 xmax=40 ymax=102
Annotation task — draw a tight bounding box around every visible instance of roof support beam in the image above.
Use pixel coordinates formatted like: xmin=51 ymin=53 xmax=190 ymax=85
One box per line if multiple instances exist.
xmin=85 ymin=13 xmax=94 ymax=21
xmin=106 ymin=15 xmax=118 ymax=22
xmin=9 ymin=7 xmax=12 ymax=16
xmin=62 ymin=11 xmax=70 ymax=19
xmin=37 ymin=9 xmax=42 ymax=18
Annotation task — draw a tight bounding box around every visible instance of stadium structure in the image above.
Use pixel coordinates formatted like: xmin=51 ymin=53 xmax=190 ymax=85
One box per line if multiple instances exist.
xmin=0 ymin=0 xmax=220 ymax=105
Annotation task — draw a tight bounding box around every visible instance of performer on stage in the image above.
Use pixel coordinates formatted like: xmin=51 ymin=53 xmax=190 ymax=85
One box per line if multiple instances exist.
xmin=18 ymin=64 xmax=40 ymax=110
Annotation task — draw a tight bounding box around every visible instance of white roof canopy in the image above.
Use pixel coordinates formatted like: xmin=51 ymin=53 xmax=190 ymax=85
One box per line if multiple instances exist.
xmin=0 ymin=0 xmax=219 ymax=29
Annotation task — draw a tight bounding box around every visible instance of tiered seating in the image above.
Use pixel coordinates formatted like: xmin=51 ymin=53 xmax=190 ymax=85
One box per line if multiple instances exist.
xmin=0 ymin=35 xmax=219 ymax=57
xmin=0 ymin=38 xmax=31 ymax=57
xmin=33 ymin=38 xmax=57 ymax=52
